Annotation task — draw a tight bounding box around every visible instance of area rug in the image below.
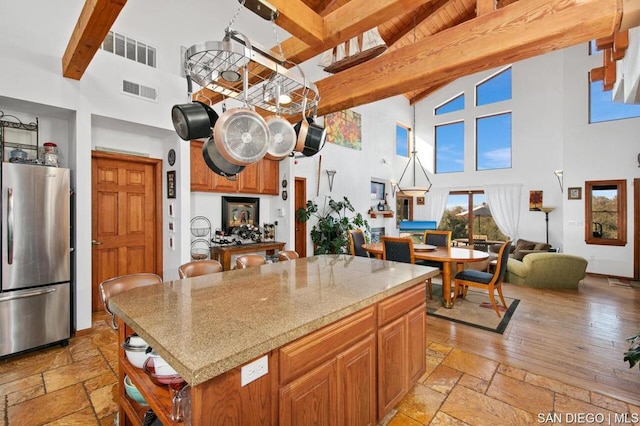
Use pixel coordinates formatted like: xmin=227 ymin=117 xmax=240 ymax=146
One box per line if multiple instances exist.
xmin=427 ymin=283 xmax=519 ymax=334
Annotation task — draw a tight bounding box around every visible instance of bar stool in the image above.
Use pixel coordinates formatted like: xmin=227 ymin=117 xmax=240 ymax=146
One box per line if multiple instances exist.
xmin=178 ymin=260 xmax=223 ymax=278
xmin=278 ymin=250 xmax=299 ymax=261
xmin=99 ymin=273 xmax=163 ymax=329
xmin=235 ymin=254 xmax=266 ymax=269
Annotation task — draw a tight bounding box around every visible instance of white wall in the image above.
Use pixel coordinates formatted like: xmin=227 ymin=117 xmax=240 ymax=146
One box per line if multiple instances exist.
xmin=0 ymin=0 xmax=637 ymax=332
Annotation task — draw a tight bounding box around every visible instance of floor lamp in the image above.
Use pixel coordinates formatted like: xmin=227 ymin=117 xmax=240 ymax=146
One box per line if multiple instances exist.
xmin=539 ymin=207 xmax=555 ymax=245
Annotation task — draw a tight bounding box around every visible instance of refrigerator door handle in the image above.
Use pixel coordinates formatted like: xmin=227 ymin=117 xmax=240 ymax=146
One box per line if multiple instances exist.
xmin=0 ymin=287 xmax=57 ymax=303
xmin=7 ymin=187 xmax=13 ymax=265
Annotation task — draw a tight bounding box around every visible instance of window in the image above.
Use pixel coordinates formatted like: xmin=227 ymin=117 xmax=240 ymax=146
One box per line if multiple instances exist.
xmin=476 ymin=67 xmax=512 ymax=106
xmin=476 ymin=113 xmax=512 ymax=170
xmin=589 ymin=81 xmax=640 ymax=123
xmin=585 ymin=180 xmax=627 ymax=246
xmin=435 ymin=121 xmax=464 ymax=173
xmin=439 ymin=192 xmax=507 ymax=243
xmin=396 ymin=123 xmax=410 ymax=157
xmin=435 ymin=94 xmax=464 ymax=115
xmin=101 ymin=31 xmax=157 ymax=68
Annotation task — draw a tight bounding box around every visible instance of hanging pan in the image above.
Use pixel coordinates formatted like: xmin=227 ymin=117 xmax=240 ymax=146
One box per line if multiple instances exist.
xmin=293 ymin=100 xmax=326 ymax=157
xmin=202 ymin=136 xmax=244 ymax=179
xmin=171 ymin=101 xmax=219 ymax=141
xmin=264 ymin=76 xmax=297 ymax=160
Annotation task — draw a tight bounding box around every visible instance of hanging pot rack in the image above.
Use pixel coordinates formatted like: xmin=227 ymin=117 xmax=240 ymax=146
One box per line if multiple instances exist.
xmin=184 ymin=30 xmax=319 ymax=117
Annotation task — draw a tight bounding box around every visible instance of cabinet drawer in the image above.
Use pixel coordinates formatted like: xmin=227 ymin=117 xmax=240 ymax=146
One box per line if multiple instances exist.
xmin=280 ymin=306 xmax=375 ymax=385
xmin=377 ymin=284 xmax=425 ymax=326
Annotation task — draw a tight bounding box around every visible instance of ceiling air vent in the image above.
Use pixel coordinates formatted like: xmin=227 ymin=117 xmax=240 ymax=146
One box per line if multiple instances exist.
xmin=122 ymin=80 xmax=158 ymax=101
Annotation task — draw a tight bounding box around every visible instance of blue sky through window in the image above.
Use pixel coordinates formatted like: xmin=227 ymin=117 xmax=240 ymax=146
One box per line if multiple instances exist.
xmin=435 ymin=122 xmax=464 ymax=173
xmin=589 ymin=81 xmax=640 ymax=123
xmin=476 ymin=68 xmax=512 ymax=106
xmin=396 ymin=124 xmax=409 ymax=156
xmin=476 ymin=113 xmax=512 ymax=170
xmin=435 ymin=94 xmax=464 ymax=115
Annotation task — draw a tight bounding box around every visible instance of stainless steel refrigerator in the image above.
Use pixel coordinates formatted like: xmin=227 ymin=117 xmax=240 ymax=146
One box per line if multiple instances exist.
xmin=0 ymin=163 xmax=71 ymax=357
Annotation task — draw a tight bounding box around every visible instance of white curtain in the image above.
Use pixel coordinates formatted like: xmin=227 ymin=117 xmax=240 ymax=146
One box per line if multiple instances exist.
xmin=483 ymin=184 xmax=522 ymax=241
xmin=424 ymin=187 xmax=450 ymax=226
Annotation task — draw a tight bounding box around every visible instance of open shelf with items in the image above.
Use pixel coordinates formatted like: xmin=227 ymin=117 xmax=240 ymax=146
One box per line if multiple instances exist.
xmin=369 ymin=210 xmax=394 ymax=218
xmin=0 ymin=117 xmax=39 ymax=163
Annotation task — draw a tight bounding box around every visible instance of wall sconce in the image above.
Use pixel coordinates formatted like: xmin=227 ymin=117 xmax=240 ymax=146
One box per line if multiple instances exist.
xmin=554 ymin=170 xmax=563 ymax=193
xmin=389 ymin=180 xmax=398 ymax=196
xmin=326 ymin=170 xmax=336 ymax=192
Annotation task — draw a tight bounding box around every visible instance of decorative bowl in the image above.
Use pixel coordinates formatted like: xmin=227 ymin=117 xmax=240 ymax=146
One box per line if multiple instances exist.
xmin=143 ymin=355 xmax=184 ymax=388
xmin=124 ymin=375 xmax=148 ymax=406
xmin=122 ymin=338 xmax=150 ymax=369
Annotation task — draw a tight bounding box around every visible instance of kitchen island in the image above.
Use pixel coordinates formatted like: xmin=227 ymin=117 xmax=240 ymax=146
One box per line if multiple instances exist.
xmin=111 ymin=255 xmax=438 ymax=425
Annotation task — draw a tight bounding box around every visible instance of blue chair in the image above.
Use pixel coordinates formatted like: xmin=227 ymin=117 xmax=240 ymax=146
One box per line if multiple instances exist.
xmin=453 ymin=240 xmax=512 ymax=317
xmin=348 ymin=229 xmax=369 ymax=258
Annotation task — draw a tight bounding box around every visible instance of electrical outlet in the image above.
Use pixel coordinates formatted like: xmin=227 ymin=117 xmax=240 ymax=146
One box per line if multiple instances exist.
xmin=241 ymin=355 xmax=268 ymax=386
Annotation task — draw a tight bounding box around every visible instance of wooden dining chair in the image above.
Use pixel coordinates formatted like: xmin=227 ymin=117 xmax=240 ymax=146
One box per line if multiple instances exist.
xmin=418 ymin=230 xmax=452 ymax=283
xmin=99 ymin=273 xmax=163 ymax=329
xmin=382 ymin=236 xmax=432 ymax=300
xmin=452 ymin=240 xmax=512 ymax=317
xmin=348 ymin=229 xmax=369 ymax=257
xmin=178 ymin=259 xmax=223 ymax=278
xmin=278 ymin=250 xmax=299 ymax=261
xmin=235 ymin=254 xmax=267 ymax=269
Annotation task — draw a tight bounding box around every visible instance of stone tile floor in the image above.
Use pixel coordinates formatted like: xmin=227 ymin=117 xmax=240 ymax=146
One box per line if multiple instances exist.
xmin=1 ymin=313 xmax=638 ymax=425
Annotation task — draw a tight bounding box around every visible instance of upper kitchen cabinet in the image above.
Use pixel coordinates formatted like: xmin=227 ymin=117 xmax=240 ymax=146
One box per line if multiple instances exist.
xmin=189 ymin=140 xmax=278 ymax=195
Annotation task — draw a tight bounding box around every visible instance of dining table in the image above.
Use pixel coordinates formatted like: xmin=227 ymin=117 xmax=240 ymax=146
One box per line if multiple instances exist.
xmin=361 ymin=242 xmax=490 ymax=308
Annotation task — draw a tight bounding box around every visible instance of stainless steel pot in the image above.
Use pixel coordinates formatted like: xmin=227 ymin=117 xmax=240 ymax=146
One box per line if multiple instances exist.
xmin=171 ymin=102 xmax=219 ymax=141
xmin=202 ymin=137 xmax=244 ymax=179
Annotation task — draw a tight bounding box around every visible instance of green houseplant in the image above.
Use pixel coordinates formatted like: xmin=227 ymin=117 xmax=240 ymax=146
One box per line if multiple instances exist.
xmin=624 ymin=332 xmax=640 ymax=370
xmin=296 ymin=196 xmax=370 ymax=254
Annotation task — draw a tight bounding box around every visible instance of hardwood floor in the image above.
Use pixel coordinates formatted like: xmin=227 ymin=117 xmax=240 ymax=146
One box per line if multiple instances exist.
xmin=0 ymin=274 xmax=638 ymax=425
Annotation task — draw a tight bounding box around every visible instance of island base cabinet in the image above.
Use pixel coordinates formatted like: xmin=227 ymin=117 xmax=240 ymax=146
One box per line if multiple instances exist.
xmin=279 ymin=334 xmax=376 ymax=426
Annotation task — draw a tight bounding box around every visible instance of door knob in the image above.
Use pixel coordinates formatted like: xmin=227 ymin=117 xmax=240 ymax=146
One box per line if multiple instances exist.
xmin=91 ymin=240 xmax=103 ymax=245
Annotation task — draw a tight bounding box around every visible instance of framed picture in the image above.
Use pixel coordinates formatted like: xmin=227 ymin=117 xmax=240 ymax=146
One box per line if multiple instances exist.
xmin=167 ymin=171 xmax=176 ymax=199
xmin=222 ymin=196 xmax=260 ymax=234
xmin=325 ymin=109 xmax=362 ymax=150
xmin=568 ymin=187 xmax=582 ymax=200
xmin=416 ymin=197 xmax=425 ymax=205
xmin=529 ymin=190 xmax=543 ymax=211
xmin=371 ymin=180 xmax=385 ymax=200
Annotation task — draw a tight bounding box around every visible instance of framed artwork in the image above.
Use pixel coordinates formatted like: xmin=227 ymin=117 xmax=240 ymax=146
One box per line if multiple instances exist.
xmin=167 ymin=171 xmax=176 ymax=199
xmin=325 ymin=109 xmax=362 ymax=150
xmin=416 ymin=197 xmax=425 ymax=205
xmin=222 ymin=196 xmax=260 ymax=234
xmin=371 ymin=180 xmax=385 ymax=200
xmin=568 ymin=187 xmax=582 ymax=200
xmin=529 ymin=190 xmax=543 ymax=211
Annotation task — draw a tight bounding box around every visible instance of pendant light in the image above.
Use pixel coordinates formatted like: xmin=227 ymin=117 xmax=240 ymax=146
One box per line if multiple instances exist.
xmin=396 ymin=104 xmax=432 ymax=197
xmin=396 ymin=13 xmax=432 ymax=197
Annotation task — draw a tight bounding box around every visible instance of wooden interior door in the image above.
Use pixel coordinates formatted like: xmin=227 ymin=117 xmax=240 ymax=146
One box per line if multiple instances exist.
xmin=91 ymin=151 xmax=163 ymax=312
xmin=295 ymin=177 xmax=307 ymax=257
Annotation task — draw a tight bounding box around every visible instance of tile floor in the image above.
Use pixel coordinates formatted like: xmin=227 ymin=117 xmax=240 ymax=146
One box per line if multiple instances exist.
xmin=1 ymin=313 xmax=639 ymax=425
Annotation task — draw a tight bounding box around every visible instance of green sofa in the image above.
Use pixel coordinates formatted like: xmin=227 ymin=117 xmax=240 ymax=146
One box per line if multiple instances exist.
xmin=505 ymin=252 xmax=588 ymax=289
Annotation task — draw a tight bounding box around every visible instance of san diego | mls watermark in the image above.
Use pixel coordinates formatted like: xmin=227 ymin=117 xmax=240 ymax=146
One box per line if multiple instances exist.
xmin=538 ymin=412 xmax=638 ymax=424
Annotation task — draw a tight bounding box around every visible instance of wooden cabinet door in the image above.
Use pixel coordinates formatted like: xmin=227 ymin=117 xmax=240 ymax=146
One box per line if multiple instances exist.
xmin=377 ymin=316 xmax=407 ymax=419
xmin=338 ymin=334 xmax=376 ymax=426
xmin=407 ymin=304 xmax=426 ymax=385
xmin=189 ymin=140 xmax=211 ymax=191
xmin=238 ymin=161 xmax=260 ymax=193
xmin=280 ymin=359 xmax=338 ymax=426
xmin=259 ymin=158 xmax=280 ymax=195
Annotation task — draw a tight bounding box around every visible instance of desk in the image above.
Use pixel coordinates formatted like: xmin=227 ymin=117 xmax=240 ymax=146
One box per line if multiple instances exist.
xmin=210 ymin=241 xmax=286 ymax=270
xmin=361 ymin=243 xmax=489 ymax=308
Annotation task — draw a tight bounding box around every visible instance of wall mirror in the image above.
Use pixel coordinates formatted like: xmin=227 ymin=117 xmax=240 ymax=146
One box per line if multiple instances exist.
xmin=585 ymin=179 xmax=627 ymax=246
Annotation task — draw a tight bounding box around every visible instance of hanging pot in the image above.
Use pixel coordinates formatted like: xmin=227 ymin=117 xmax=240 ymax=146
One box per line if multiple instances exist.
xmin=301 ymin=122 xmax=327 ymax=157
xmin=212 ymin=107 xmax=270 ymax=166
xmin=171 ymin=101 xmax=219 ymax=141
xmin=202 ymin=137 xmax=244 ymax=179
xmin=264 ymin=116 xmax=297 ymax=161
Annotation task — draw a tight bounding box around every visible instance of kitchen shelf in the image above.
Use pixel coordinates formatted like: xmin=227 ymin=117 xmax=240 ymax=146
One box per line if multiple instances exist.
xmin=0 ymin=118 xmax=39 ymax=162
xmin=369 ymin=210 xmax=394 ymax=218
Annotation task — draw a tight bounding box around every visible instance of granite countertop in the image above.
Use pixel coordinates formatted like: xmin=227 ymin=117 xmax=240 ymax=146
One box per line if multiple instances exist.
xmin=110 ymin=255 xmax=438 ymax=386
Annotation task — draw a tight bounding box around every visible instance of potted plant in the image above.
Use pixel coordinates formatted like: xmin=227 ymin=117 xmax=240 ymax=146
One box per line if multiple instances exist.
xmin=624 ymin=332 xmax=640 ymax=370
xmin=296 ymin=196 xmax=370 ymax=254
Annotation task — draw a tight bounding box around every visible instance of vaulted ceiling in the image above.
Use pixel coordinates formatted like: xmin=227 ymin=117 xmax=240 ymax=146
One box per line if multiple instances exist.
xmin=63 ymin=0 xmax=637 ymax=116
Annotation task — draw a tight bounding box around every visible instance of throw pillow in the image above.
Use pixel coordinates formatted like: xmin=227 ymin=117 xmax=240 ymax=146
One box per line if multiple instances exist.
xmin=513 ymin=239 xmax=536 ymax=260
xmin=534 ymin=243 xmax=550 ymax=251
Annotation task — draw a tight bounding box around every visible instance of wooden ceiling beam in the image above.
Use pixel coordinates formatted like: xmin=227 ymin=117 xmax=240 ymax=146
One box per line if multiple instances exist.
xmin=62 ymin=0 xmax=127 ymax=80
xmin=590 ymin=67 xmax=605 ymax=82
xmin=476 ymin=0 xmax=496 ymax=16
xmin=313 ymin=0 xmax=621 ymax=116
xmin=268 ymin=0 xmax=325 ymax=46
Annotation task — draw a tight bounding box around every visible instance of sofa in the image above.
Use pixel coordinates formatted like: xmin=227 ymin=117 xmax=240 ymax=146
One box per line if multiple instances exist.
xmin=490 ymin=238 xmax=551 ymax=261
xmin=505 ymin=252 xmax=588 ymax=289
